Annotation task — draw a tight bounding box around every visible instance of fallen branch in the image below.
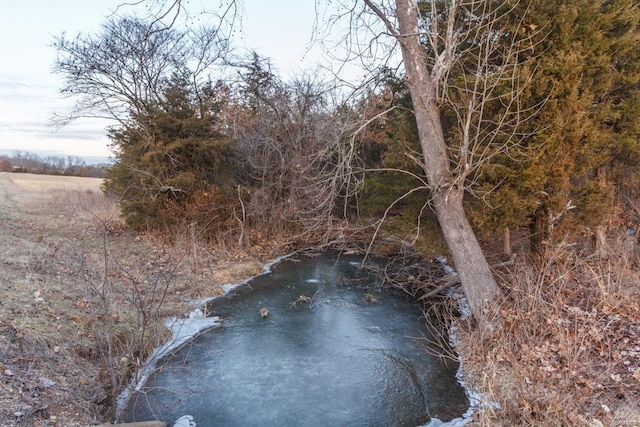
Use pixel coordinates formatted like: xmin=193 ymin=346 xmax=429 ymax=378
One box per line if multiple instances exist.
xmin=418 ymin=276 xmax=460 ymax=300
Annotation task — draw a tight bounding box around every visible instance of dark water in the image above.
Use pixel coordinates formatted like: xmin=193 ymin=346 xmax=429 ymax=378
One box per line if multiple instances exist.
xmin=122 ymin=250 xmax=469 ymax=426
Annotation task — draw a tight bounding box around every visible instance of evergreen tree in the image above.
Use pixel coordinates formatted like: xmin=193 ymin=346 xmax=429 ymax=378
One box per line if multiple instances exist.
xmin=354 ymin=81 xmax=450 ymax=254
xmin=104 ymin=76 xmax=241 ymax=237
xmin=470 ymin=0 xmax=640 ymax=251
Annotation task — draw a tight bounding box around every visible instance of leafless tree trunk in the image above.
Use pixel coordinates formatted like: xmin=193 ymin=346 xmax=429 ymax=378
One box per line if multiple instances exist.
xmin=503 ymin=226 xmax=512 ymax=256
xmin=395 ymin=11 xmax=499 ymax=321
xmin=352 ymin=0 xmax=542 ymax=323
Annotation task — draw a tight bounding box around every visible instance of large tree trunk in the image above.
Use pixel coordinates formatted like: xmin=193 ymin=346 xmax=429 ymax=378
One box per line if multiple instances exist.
xmin=394 ymin=0 xmax=499 ymax=322
xmin=433 ymin=189 xmax=498 ymax=320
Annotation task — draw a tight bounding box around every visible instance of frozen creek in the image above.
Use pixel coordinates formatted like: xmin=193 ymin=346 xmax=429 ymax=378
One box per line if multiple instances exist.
xmin=120 ymin=250 xmax=472 ymax=426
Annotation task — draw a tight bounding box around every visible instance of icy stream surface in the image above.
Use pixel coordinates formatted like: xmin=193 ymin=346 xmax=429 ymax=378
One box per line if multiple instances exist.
xmin=122 ymin=250 xmax=470 ymax=426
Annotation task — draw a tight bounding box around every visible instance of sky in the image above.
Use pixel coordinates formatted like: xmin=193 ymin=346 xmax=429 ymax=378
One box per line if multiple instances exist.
xmin=0 ymin=1 xmax=336 ymax=161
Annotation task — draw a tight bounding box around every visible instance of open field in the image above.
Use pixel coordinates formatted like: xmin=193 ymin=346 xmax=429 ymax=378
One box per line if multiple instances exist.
xmin=0 ymin=173 xmax=103 ymax=193
xmin=0 ymin=173 xmax=264 ymax=426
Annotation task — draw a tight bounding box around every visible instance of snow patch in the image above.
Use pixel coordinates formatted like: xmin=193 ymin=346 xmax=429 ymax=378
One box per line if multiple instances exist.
xmin=417 ymin=256 xmax=484 ymax=426
xmin=173 ymin=414 xmax=196 ymax=427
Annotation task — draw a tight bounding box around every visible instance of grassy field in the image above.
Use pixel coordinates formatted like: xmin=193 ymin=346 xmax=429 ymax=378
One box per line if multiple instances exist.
xmin=0 ymin=173 xmax=263 ymax=426
xmin=1 ymin=172 xmax=103 ymax=192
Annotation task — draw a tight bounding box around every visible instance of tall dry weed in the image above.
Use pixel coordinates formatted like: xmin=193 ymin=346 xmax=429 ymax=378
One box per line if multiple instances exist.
xmin=456 ymin=240 xmax=640 ymax=426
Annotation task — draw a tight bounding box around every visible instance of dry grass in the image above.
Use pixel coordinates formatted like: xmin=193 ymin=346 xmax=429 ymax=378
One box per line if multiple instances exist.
xmin=51 ymin=187 xmax=122 ymax=227
xmin=456 ymin=240 xmax=640 ymax=426
xmin=45 ymin=188 xmax=266 ymax=419
xmin=0 ymin=174 xmax=269 ymax=425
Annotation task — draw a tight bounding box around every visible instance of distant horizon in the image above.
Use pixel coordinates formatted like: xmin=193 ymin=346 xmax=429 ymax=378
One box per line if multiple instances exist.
xmin=1 ymin=2 xmax=346 ymax=164
xmin=0 ymin=148 xmax=113 ymax=165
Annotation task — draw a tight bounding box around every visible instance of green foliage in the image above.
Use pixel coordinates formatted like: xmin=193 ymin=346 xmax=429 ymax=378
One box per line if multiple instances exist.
xmin=104 ymin=76 xmax=241 ymax=238
xmin=353 ymin=83 xmax=449 ymax=254
xmin=383 ymin=214 xmax=448 ymax=259
xmin=358 ymin=85 xmax=426 ymax=215
xmin=470 ymin=0 xmax=640 ymax=243
xmin=362 ymin=0 xmax=638 ymax=253
xmin=468 ymin=160 xmax=539 ymax=233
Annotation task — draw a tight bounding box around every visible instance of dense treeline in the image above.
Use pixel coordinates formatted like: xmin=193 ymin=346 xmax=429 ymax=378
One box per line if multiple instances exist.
xmin=0 ymin=151 xmax=108 ymax=178
xmin=360 ymin=0 xmax=640 ymax=256
xmin=55 ymin=0 xmax=640 ymax=255
xmin=102 ymin=53 xmax=355 ymax=244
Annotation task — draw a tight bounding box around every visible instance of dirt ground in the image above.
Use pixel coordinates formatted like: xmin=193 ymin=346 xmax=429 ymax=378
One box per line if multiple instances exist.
xmin=0 ymin=173 xmax=264 ymax=426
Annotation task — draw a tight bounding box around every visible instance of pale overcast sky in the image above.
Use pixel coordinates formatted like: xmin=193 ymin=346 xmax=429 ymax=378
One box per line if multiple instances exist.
xmin=0 ymin=1 xmax=337 ymax=160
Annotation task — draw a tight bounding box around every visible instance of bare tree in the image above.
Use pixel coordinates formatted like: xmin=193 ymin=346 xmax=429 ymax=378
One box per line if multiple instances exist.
xmin=52 ymin=5 xmax=235 ymax=207
xmin=324 ymin=0 xmax=542 ymax=324
xmin=53 ymin=14 xmax=230 ymax=127
xmin=231 ymin=55 xmax=342 ymax=236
